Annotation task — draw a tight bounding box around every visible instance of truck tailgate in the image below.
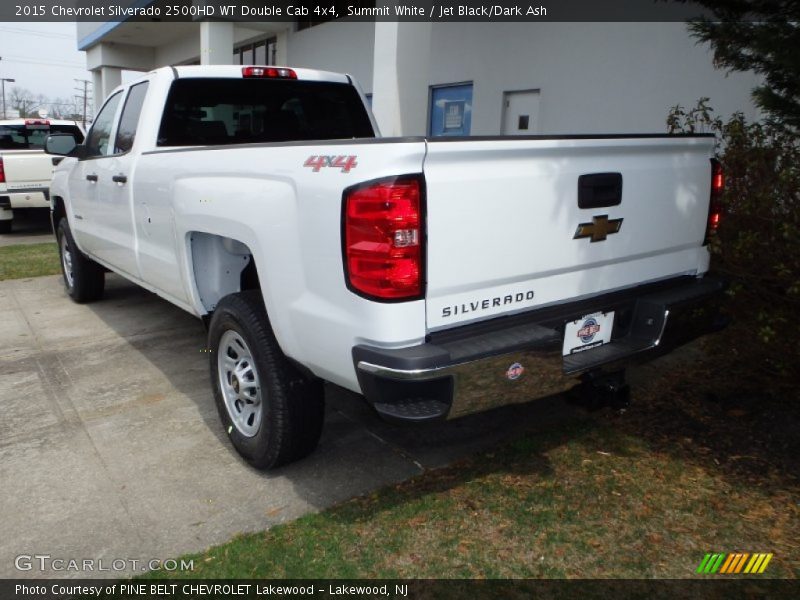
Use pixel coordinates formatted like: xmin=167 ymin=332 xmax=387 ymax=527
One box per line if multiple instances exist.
xmin=1 ymin=151 xmax=53 ymax=189
xmin=423 ymin=135 xmax=715 ymax=331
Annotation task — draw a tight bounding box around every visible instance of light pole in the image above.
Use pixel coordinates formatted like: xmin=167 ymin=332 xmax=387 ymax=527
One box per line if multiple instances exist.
xmin=1 ymin=78 xmax=15 ymax=119
xmin=0 ymin=58 xmax=15 ymax=119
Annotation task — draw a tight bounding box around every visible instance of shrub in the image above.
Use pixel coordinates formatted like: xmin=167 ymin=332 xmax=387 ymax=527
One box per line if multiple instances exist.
xmin=668 ymin=99 xmax=799 ymax=378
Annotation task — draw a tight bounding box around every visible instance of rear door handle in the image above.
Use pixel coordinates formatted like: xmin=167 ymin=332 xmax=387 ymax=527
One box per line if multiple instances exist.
xmin=112 ymin=174 xmax=128 ymax=184
xmin=86 ymin=174 xmax=98 ymax=182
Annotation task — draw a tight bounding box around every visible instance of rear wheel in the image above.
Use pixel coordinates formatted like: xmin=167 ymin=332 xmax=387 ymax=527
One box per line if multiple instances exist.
xmin=209 ymin=291 xmax=325 ymax=469
xmin=0 ymin=220 xmax=11 ymax=234
xmin=56 ymin=219 xmax=105 ymax=302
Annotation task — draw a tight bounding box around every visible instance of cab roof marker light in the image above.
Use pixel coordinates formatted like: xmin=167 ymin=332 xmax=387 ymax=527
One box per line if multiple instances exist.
xmin=241 ymin=66 xmax=297 ymax=79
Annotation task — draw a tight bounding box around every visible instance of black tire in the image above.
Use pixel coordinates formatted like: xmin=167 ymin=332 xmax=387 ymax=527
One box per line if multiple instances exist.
xmin=209 ymin=291 xmax=325 ymax=469
xmin=56 ymin=218 xmax=105 ymax=303
xmin=0 ymin=220 xmax=11 ymax=234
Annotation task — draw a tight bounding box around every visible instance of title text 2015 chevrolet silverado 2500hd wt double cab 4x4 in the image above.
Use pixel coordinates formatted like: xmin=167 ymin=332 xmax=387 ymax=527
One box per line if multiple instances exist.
xmin=0 ymin=118 xmax=85 ymax=233
xmin=44 ymin=65 xmax=726 ymax=469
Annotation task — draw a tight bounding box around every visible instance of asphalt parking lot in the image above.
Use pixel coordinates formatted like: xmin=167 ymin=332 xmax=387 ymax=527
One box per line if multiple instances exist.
xmin=0 ymin=210 xmax=54 ymax=247
xmin=0 ymin=273 xmax=579 ymax=579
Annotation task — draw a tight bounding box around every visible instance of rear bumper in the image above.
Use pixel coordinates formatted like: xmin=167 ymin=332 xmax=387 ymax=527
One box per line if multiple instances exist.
xmin=353 ymin=275 xmax=728 ymax=422
xmin=0 ymin=189 xmax=49 ymax=210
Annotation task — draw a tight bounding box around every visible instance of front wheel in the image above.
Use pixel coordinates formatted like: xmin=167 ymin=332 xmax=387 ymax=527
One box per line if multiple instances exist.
xmin=209 ymin=291 xmax=325 ymax=469
xmin=0 ymin=219 xmax=11 ymax=234
xmin=56 ymin=219 xmax=105 ymax=303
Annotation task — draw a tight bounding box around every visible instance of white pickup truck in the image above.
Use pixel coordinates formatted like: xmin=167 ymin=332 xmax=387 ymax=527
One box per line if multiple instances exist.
xmin=0 ymin=118 xmax=85 ymax=232
xmin=45 ymin=65 xmax=726 ymax=469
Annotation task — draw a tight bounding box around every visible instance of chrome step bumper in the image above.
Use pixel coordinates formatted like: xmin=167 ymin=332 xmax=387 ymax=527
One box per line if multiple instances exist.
xmin=354 ymin=276 xmax=727 ymax=422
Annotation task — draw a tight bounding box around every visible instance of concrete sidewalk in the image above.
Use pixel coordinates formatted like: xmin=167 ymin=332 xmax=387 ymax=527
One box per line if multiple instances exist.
xmin=0 ymin=274 xmax=577 ymax=579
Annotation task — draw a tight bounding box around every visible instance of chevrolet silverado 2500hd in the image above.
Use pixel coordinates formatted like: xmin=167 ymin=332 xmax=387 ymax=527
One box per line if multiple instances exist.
xmin=45 ymin=65 xmax=726 ymax=469
xmin=0 ymin=118 xmax=85 ymax=232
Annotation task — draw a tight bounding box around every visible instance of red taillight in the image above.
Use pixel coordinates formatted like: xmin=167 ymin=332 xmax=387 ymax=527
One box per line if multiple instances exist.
xmin=712 ymin=160 xmax=724 ymax=194
xmin=241 ymin=66 xmax=297 ymax=79
xmin=344 ymin=176 xmax=424 ymax=300
xmin=706 ymin=158 xmax=724 ymax=243
xmin=24 ymin=119 xmax=50 ymax=126
xmin=0 ymin=158 xmax=5 ymax=184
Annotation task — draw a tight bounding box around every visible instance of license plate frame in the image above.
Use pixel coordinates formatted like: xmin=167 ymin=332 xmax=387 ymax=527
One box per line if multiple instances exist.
xmin=562 ymin=311 xmax=615 ymax=356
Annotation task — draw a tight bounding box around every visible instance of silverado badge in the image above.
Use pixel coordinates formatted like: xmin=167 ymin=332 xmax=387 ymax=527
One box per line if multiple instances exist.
xmin=573 ymin=215 xmax=623 ymax=242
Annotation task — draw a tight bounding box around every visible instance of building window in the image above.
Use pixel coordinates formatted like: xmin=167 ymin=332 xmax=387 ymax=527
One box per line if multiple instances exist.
xmin=234 ymin=38 xmax=277 ymax=65
xmin=254 ymin=42 xmax=266 ymax=64
xmin=429 ymin=83 xmax=473 ymax=137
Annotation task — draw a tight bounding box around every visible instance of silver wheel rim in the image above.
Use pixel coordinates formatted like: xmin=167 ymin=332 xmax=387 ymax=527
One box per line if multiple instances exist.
xmin=217 ymin=330 xmax=263 ymax=437
xmin=60 ymin=234 xmax=74 ymax=289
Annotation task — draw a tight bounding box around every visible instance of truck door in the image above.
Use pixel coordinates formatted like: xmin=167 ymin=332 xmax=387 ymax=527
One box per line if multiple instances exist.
xmin=89 ymin=81 xmax=149 ymax=279
xmin=68 ymin=90 xmax=123 ymax=254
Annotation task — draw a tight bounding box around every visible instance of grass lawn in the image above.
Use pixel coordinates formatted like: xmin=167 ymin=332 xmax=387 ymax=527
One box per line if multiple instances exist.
xmin=147 ymin=326 xmax=799 ymax=580
xmin=0 ymin=242 xmax=60 ymax=281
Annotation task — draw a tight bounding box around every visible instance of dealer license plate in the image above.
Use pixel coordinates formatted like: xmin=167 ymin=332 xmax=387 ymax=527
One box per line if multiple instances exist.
xmin=562 ymin=311 xmax=615 ymax=356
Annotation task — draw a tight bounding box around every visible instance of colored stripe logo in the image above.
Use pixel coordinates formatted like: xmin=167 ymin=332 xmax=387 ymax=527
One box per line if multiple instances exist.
xmin=696 ymin=552 xmax=773 ymax=574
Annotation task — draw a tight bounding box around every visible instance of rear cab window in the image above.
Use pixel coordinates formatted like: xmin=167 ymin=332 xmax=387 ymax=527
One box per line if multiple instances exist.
xmin=115 ymin=81 xmax=149 ymax=154
xmin=157 ymin=78 xmax=375 ymax=146
xmin=0 ymin=122 xmax=84 ymax=150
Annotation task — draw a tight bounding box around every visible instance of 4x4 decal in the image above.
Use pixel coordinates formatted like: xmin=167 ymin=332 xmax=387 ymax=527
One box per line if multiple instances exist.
xmin=304 ymin=155 xmax=358 ymax=173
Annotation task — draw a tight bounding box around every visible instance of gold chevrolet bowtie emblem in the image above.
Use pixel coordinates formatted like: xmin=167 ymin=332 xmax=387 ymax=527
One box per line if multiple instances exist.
xmin=573 ymin=215 xmax=623 ymax=242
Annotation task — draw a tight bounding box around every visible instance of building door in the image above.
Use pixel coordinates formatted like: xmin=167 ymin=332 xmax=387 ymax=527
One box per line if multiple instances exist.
xmin=502 ymin=90 xmax=541 ymax=135
xmin=429 ymin=83 xmax=473 ymax=137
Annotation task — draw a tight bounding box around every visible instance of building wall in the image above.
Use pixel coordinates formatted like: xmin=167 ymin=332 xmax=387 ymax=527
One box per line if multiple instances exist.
xmin=426 ymin=22 xmax=760 ymax=135
xmin=76 ymin=21 xmax=101 ymax=48
xmin=79 ymin=21 xmax=760 ymax=136
xmin=286 ymin=21 xmax=375 ymax=93
xmin=154 ymin=33 xmax=199 ymax=67
xmin=148 ymin=25 xmax=272 ymax=67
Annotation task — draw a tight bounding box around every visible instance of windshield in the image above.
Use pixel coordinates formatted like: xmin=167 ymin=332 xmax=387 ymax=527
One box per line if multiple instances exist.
xmin=0 ymin=123 xmax=84 ymax=150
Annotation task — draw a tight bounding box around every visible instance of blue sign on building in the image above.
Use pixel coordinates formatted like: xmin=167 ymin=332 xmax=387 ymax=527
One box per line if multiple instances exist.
xmin=429 ymin=83 xmax=473 ymax=136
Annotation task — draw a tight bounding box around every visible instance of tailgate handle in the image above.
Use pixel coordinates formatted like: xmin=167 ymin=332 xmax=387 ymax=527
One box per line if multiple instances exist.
xmin=578 ymin=173 xmax=622 ymax=209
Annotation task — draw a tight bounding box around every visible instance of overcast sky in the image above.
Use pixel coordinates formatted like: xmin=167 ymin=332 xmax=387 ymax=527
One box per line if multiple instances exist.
xmin=0 ymin=22 xmax=93 ymax=106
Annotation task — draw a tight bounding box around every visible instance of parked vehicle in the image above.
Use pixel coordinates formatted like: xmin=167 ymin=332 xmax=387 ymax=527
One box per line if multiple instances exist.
xmin=45 ymin=65 xmax=726 ymax=469
xmin=0 ymin=118 xmax=84 ymax=233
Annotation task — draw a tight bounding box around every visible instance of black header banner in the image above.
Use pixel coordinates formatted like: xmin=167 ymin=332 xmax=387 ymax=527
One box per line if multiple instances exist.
xmin=1 ymin=0 xmax=723 ymax=23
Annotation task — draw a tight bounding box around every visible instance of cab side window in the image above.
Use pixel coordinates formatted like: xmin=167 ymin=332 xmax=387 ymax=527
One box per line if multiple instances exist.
xmin=85 ymin=91 xmax=123 ymax=158
xmin=114 ymin=82 xmax=149 ymax=154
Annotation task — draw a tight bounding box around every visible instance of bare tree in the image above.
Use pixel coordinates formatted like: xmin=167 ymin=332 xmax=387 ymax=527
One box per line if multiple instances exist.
xmin=34 ymin=93 xmax=48 ymax=117
xmin=47 ymin=97 xmax=82 ymax=120
xmin=6 ymin=87 xmax=85 ymax=121
xmin=9 ymin=86 xmax=37 ymax=117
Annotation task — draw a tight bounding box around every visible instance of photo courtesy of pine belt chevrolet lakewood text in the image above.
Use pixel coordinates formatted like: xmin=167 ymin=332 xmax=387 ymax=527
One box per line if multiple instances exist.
xmin=43 ymin=65 xmax=727 ymax=469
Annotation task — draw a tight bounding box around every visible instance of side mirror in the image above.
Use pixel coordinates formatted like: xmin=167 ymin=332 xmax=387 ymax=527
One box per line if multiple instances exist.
xmin=44 ymin=134 xmax=78 ymax=156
